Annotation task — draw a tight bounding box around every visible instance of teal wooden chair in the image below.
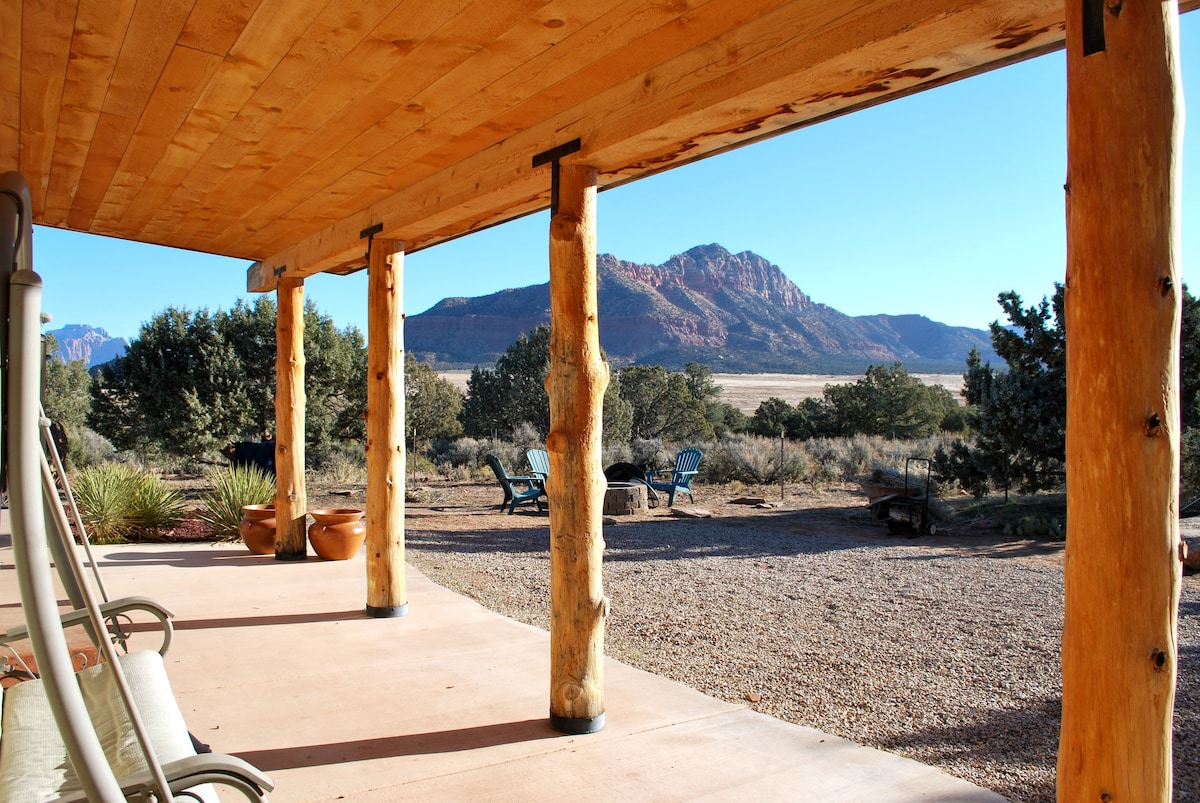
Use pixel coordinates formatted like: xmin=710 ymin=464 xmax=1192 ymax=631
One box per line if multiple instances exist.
xmin=526 ymin=448 xmax=550 ymax=487
xmin=486 ymin=454 xmax=546 ymax=514
xmin=647 ymin=447 xmax=703 ymax=506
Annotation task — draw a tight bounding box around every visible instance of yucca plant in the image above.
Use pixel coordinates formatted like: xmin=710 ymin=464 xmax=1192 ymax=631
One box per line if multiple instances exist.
xmin=199 ymin=465 xmax=276 ymax=541
xmin=128 ymin=475 xmax=187 ymax=541
xmin=72 ymin=464 xmax=139 ymax=544
xmin=71 ymin=464 xmax=188 ymax=544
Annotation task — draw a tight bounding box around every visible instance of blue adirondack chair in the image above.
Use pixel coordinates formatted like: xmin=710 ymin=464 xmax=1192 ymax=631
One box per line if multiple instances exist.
xmin=647 ymin=447 xmax=703 ymax=506
xmin=526 ymin=448 xmax=550 ymax=487
xmin=486 ymin=454 xmax=546 ymax=514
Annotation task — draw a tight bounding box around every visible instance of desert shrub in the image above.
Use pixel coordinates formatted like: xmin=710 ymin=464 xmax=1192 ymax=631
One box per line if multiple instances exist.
xmin=510 ymin=422 xmax=543 ymax=455
xmin=311 ymin=439 xmax=364 ymax=468
xmin=72 ymin=464 xmax=186 ymax=543
xmin=702 ymin=434 xmax=807 ymax=484
xmin=407 ymin=450 xmax=437 ymax=478
xmin=441 ymin=464 xmax=477 ymax=482
xmin=483 ymin=440 xmax=523 ymax=472
xmin=310 ymin=442 xmax=366 ymax=484
xmin=198 ymin=465 xmax=276 ymax=541
xmin=631 ymin=438 xmax=671 ymax=471
xmin=603 ymin=443 xmax=633 ymax=467
xmin=801 ymin=439 xmax=841 ymax=485
xmin=836 ymin=434 xmax=874 ymax=478
xmin=66 ymin=427 xmax=116 ymax=469
xmin=435 ymin=437 xmax=491 ymax=469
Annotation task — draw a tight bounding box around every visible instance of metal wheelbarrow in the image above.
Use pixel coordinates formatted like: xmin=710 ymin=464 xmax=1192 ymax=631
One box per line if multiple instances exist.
xmin=858 ymin=457 xmax=936 ymax=537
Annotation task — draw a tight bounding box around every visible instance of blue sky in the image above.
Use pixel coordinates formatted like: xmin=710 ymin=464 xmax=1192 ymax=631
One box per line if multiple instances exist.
xmin=35 ymin=15 xmax=1200 ymax=343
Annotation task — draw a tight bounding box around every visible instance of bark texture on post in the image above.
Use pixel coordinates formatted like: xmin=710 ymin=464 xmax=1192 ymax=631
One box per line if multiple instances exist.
xmin=274 ymin=277 xmax=307 ymax=560
xmin=365 ymin=238 xmax=408 ymax=617
xmin=547 ymin=164 xmax=608 ymax=734
xmin=1060 ymin=1 xmax=1183 ymax=798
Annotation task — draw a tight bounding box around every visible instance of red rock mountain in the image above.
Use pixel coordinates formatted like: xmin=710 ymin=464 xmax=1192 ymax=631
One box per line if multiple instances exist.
xmin=406 ymin=244 xmax=995 ymax=372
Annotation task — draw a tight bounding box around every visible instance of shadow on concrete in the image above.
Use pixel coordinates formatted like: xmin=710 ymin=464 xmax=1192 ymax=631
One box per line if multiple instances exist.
xmin=95 ymin=549 xmax=301 ymax=569
xmin=234 ymin=718 xmax=561 ymax=771
xmin=131 ymin=609 xmax=369 ymax=633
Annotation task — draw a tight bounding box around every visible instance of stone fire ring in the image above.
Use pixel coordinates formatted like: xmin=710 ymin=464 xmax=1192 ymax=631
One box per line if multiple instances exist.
xmin=603 ymin=482 xmax=648 ymax=516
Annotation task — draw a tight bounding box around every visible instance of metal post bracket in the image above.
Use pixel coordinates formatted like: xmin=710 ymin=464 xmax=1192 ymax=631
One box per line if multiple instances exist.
xmin=532 ymin=138 xmax=582 ymax=216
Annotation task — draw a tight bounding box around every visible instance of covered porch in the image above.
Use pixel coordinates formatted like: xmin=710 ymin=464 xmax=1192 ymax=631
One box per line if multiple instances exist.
xmin=0 ymin=529 xmax=1005 ymax=801
xmin=4 ymin=0 xmax=1196 ymax=797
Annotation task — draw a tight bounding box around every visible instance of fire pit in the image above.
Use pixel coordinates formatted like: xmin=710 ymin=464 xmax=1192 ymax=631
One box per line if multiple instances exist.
xmin=603 ymin=482 xmax=648 ymax=515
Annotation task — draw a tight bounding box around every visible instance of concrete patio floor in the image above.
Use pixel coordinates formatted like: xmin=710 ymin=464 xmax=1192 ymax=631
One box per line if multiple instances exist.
xmin=1 ymin=537 xmax=1008 ymax=802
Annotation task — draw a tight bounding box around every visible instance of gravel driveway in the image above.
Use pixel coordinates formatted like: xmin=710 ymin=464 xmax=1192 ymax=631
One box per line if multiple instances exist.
xmin=352 ymin=480 xmax=1200 ymax=803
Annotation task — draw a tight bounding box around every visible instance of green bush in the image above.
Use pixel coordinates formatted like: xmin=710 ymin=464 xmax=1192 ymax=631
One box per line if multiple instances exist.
xmin=932 ymin=439 xmax=991 ymax=497
xmin=199 ymin=465 xmax=276 ymax=541
xmin=71 ymin=464 xmax=186 ymax=543
xmin=1182 ymin=428 xmax=1200 ymax=499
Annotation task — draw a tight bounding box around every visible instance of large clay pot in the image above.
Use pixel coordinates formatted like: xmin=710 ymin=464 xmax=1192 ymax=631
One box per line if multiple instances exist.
xmin=308 ymin=508 xmax=366 ymax=561
xmin=239 ymin=504 xmax=277 ymax=555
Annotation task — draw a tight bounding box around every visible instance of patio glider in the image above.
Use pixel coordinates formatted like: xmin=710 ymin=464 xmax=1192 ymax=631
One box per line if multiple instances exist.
xmin=0 ymin=171 xmax=274 ymax=802
xmin=2 ymin=406 xmax=176 ymax=684
xmin=647 ymin=447 xmax=703 ymax=507
xmin=486 ymin=453 xmax=546 ymax=514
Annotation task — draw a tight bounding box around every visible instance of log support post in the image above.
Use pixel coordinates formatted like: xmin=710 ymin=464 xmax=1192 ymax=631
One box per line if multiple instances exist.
xmin=274 ymin=277 xmax=307 ymax=561
xmin=1060 ymin=1 xmax=1183 ymax=797
xmin=545 ymin=163 xmax=607 ymax=734
xmin=365 ymin=238 xmax=408 ymax=617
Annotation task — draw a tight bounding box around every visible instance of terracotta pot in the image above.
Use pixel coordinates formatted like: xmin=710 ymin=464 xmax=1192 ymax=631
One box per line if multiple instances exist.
xmin=308 ymin=508 xmax=366 ymax=561
xmin=239 ymin=504 xmax=277 ymax=555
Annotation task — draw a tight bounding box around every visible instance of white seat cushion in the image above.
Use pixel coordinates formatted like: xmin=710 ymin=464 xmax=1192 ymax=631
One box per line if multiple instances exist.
xmin=0 ymin=650 xmax=215 ymax=801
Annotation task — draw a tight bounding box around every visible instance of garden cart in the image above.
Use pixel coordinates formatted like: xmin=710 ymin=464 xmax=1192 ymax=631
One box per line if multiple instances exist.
xmin=858 ymin=457 xmax=936 ymax=537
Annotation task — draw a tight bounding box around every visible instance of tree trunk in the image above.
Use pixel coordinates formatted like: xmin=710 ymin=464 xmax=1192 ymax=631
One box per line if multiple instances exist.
xmin=274 ymin=277 xmax=307 ymax=560
xmin=547 ymin=164 xmax=608 ymax=734
xmin=365 ymin=238 xmax=408 ymax=617
xmin=1059 ymin=1 xmax=1184 ymax=798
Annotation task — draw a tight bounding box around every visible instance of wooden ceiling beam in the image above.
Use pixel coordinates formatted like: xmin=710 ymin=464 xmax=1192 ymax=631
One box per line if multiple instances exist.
xmin=40 ymin=0 xmax=137 ymax=227
xmin=156 ymin=0 xmax=510 ymax=248
xmin=9 ymin=0 xmax=1198 ymax=288
xmin=206 ymin=0 xmax=635 ymax=252
xmin=19 ymin=0 xmax=77 ymax=215
xmin=249 ymin=0 xmax=1067 ymax=291
xmin=0 ymin=1 xmax=22 ymax=163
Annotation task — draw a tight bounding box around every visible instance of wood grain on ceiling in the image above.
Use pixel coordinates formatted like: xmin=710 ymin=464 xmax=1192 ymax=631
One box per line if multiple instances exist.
xmin=6 ymin=1 xmax=1185 ymax=290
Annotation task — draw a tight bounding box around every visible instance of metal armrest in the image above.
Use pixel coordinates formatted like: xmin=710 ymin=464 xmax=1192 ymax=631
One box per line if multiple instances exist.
xmin=54 ymin=754 xmax=276 ymax=803
xmin=3 ymin=596 xmax=175 ymax=658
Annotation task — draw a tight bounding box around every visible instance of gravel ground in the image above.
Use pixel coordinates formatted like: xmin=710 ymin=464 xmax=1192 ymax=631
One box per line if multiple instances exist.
xmin=379 ymin=481 xmax=1199 ymax=803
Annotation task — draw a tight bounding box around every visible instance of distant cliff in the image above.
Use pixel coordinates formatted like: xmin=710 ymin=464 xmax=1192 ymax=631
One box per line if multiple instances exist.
xmin=47 ymin=324 xmax=128 ymax=367
xmin=406 ymin=244 xmax=996 ymax=373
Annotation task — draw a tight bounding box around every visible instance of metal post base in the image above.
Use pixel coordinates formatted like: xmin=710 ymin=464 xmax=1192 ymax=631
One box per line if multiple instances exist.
xmin=366 ymin=603 xmax=409 ymax=618
xmin=549 ymin=711 xmax=605 ymax=735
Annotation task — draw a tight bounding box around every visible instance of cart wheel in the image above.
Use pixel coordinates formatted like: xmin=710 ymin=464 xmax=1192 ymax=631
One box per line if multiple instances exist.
xmin=925 ymin=521 xmax=937 ymax=536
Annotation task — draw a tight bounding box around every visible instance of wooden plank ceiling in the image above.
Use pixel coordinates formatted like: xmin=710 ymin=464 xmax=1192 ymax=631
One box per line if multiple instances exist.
xmin=5 ymin=1 xmax=1193 ymax=292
